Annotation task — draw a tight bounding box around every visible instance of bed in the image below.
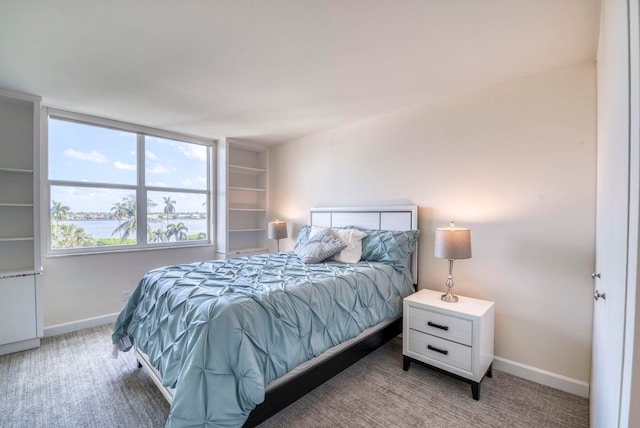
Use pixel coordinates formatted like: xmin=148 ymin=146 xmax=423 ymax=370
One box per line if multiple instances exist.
xmin=112 ymin=205 xmax=419 ymax=427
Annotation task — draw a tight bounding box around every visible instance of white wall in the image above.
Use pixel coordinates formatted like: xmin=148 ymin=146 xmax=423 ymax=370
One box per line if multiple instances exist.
xmin=41 ymin=246 xmax=215 ymax=326
xmin=268 ymin=62 xmax=596 ymax=386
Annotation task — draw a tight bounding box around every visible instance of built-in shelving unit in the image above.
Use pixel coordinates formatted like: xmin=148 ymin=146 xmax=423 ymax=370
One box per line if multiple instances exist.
xmin=216 ymin=139 xmax=268 ymax=258
xmin=0 ymin=89 xmax=43 ymax=356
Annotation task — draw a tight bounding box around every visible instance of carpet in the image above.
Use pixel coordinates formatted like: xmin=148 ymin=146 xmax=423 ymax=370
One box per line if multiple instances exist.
xmin=0 ymin=324 xmax=588 ymax=427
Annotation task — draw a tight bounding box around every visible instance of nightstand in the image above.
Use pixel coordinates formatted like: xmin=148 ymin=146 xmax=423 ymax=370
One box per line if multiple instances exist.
xmin=402 ymin=289 xmax=495 ymax=400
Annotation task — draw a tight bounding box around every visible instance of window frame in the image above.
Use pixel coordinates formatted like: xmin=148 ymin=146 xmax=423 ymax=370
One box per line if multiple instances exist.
xmin=45 ymin=108 xmax=216 ymax=256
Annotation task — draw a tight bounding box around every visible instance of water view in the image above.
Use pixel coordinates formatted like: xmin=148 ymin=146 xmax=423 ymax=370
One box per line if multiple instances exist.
xmin=60 ymin=218 xmax=208 ymax=239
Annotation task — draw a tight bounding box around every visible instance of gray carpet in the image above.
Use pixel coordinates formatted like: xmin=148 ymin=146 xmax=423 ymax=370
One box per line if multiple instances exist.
xmin=0 ymin=324 xmax=588 ymax=427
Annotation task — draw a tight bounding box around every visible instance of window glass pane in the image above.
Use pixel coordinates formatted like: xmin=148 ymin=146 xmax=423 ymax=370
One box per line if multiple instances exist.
xmin=145 ymin=136 xmax=207 ymax=190
xmin=147 ymin=191 xmax=208 ymax=243
xmin=50 ymin=186 xmax=137 ymax=249
xmin=49 ymin=118 xmax=137 ymax=185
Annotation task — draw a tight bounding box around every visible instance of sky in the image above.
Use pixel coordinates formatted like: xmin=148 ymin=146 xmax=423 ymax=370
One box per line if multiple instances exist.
xmin=48 ymin=118 xmax=209 ymax=213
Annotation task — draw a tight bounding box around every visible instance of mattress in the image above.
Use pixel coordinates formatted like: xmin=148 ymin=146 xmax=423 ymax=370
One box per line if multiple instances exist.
xmin=113 ymin=252 xmax=415 ymax=427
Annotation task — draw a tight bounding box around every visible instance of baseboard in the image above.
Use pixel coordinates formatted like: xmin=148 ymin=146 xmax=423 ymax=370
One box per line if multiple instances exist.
xmin=0 ymin=338 xmax=40 ymax=356
xmin=44 ymin=312 xmax=120 ymax=337
xmin=493 ymin=356 xmax=590 ymax=398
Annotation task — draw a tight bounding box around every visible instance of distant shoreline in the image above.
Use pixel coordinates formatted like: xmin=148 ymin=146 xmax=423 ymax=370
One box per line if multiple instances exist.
xmin=58 ymin=218 xmax=208 ymax=239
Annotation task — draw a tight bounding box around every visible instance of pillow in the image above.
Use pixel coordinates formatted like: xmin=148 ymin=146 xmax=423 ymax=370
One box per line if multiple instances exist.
xmin=293 ymin=225 xmax=312 ymax=251
xmin=328 ymin=228 xmax=368 ymax=263
xmin=294 ymin=228 xmax=347 ymax=264
xmin=307 ymin=226 xmax=367 ymax=264
xmin=357 ymin=229 xmax=420 ymax=269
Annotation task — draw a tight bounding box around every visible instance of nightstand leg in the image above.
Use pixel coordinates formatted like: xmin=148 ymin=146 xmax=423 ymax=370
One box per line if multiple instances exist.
xmin=137 ymin=359 xmax=142 ymax=369
xmin=487 ymin=363 xmax=493 ymax=378
xmin=471 ymin=382 xmax=480 ymax=400
xmin=403 ymin=355 xmax=411 ymax=371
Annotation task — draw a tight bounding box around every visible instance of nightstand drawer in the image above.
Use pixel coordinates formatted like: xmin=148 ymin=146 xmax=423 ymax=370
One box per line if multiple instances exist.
xmin=408 ymin=305 xmax=473 ymax=346
xmin=408 ymin=329 xmax=472 ymax=372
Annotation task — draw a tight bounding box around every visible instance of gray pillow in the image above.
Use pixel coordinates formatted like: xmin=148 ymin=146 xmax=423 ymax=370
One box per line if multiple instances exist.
xmin=294 ymin=228 xmax=347 ymax=264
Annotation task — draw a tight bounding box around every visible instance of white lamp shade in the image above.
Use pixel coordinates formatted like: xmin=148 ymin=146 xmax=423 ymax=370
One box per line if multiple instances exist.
xmin=434 ymin=224 xmax=471 ymax=260
xmin=268 ymin=221 xmax=287 ymax=240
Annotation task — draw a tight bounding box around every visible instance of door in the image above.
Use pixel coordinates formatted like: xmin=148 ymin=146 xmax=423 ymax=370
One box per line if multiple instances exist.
xmin=591 ymin=0 xmax=631 ymax=426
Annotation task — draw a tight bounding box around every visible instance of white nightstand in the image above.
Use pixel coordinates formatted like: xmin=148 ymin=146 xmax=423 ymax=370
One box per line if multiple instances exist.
xmin=403 ymin=289 xmax=495 ymax=400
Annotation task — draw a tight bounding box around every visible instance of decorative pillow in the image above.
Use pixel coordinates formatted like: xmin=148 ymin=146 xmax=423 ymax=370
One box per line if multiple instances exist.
xmin=328 ymin=228 xmax=368 ymax=263
xmin=357 ymin=229 xmax=420 ymax=269
xmin=293 ymin=225 xmax=312 ymax=251
xmin=294 ymin=228 xmax=347 ymax=264
xmin=307 ymin=226 xmax=367 ymax=264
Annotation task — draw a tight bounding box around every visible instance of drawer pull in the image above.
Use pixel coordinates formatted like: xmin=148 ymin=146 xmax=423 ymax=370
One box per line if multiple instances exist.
xmin=427 ymin=345 xmax=449 ymax=355
xmin=427 ymin=321 xmax=449 ymax=331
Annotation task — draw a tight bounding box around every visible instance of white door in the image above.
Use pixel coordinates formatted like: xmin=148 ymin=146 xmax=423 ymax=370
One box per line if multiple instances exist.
xmin=591 ymin=0 xmax=630 ymax=426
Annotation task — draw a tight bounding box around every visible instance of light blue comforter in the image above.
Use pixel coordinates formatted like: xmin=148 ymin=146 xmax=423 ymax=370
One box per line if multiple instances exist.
xmin=112 ymin=252 xmax=414 ymax=427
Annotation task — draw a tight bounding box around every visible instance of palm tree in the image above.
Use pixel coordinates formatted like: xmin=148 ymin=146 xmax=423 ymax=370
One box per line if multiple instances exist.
xmin=163 ymin=196 xmax=176 ymax=228
xmin=166 ymin=222 xmax=189 ymax=241
xmin=111 ymin=201 xmax=129 ymax=239
xmin=111 ymin=194 xmax=137 ymax=240
xmin=151 ymin=228 xmax=167 ymax=243
xmin=51 ymin=200 xmax=70 ymax=239
xmin=52 ymin=223 xmax=96 ymax=249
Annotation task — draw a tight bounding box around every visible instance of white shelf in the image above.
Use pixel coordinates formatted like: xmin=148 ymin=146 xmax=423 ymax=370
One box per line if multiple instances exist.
xmin=0 ymin=168 xmax=33 ymax=174
xmin=0 ymin=90 xmax=42 ymax=354
xmin=229 ymin=186 xmax=267 ymax=192
xmin=217 ymin=140 xmax=269 ymax=258
xmin=0 ymin=203 xmax=34 ymax=207
xmin=229 ymin=164 xmax=266 ymax=174
xmin=0 ymin=237 xmax=34 ymax=242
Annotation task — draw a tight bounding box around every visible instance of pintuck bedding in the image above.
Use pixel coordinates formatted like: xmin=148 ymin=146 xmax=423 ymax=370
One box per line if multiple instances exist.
xmin=112 ymin=227 xmax=419 ymax=427
xmin=112 ymin=250 xmax=416 ymax=427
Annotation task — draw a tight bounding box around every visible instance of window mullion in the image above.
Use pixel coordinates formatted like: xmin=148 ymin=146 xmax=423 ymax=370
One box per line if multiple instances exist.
xmin=49 ymin=180 xmax=137 ymax=191
xmin=137 ymin=135 xmax=147 ymax=246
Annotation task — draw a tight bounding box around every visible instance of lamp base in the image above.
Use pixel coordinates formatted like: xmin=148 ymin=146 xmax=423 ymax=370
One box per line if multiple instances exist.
xmin=441 ymin=291 xmax=459 ymax=303
xmin=441 ymin=274 xmax=458 ymax=303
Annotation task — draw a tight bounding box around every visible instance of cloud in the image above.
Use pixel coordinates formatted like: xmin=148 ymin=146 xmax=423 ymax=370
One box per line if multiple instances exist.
xmin=114 ymin=161 xmax=136 ymax=171
xmin=64 ymin=148 xmax=108 ymax=163
xmin=178 ymin=145 xmax=207 ymax=161
xmin=147 ymin=163 xmax=173 ymax=174
xmin=146 ymin=150 xmax=158 ymax=160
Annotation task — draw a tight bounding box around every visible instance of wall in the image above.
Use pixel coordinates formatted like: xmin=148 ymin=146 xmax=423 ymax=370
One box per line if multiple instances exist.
xmin=41 ymin=246 xmax=215 ymax=327
xmin=268 ymin=62 xmax=596 ymax=388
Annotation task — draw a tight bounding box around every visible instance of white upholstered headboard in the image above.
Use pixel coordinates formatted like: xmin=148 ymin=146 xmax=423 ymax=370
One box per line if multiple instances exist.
xmin=309 ymin=205 xmax=419 ymax=284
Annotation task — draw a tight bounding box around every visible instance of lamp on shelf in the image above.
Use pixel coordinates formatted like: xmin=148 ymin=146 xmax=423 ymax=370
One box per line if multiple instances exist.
xmin=268 ymin=220 xmax=287 ymax=252
xmin=434 ymin=221 xmax=472 ymax=303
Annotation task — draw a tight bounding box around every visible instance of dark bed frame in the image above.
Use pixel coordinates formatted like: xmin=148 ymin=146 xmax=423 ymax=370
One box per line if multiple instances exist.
xmin=242 ymin=317 xmax=403 ymax=427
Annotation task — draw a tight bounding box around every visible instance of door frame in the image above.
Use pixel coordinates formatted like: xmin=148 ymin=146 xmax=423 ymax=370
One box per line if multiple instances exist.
xmin=620 ymin=0 xmax=640 ymax=426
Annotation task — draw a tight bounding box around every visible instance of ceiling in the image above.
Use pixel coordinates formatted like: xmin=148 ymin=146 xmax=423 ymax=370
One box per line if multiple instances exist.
xmin=0 ymin=1 xmax=600 ymax=145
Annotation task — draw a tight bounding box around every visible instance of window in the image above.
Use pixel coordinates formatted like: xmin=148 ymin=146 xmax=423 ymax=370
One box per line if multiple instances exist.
xmin=47 ymin=110 xmax=213 ymax=254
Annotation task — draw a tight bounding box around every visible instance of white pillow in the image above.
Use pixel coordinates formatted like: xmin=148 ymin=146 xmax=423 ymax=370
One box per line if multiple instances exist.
xmin=309 ymin=226 xmax=368 ymax=264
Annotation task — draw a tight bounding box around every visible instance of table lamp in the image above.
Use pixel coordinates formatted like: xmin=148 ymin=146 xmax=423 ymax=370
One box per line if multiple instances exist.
xmin=434 ymin=221 xmax=472 ymax=303
xmin=268 ymin=220 xmax=287 ymax=252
